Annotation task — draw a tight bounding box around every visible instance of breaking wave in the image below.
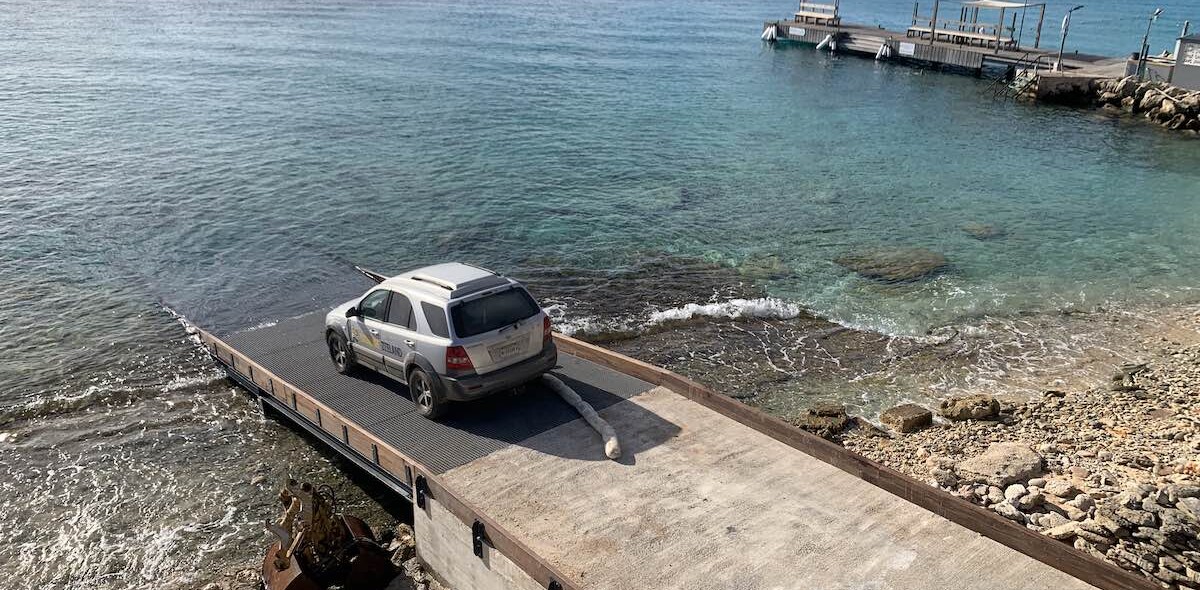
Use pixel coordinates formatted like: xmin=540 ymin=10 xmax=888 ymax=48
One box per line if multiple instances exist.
xmin=647 ymin=297 xmax=805 ymax=324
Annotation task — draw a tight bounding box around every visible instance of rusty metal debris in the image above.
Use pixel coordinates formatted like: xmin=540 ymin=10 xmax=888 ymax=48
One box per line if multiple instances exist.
xmin=263 ymin=479 xmax=396 ymax=590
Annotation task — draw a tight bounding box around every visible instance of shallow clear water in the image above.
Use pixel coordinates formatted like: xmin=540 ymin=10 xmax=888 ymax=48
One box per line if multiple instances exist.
xmin=1 ymin=0 xmax=1198 ymax=587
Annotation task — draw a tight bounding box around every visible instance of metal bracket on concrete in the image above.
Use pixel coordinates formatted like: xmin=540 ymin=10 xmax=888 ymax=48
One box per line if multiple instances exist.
xmin=472 ymin=520 xmax=486 ymax=558
xmin=415 ymin=475 xmax=429 ymax=509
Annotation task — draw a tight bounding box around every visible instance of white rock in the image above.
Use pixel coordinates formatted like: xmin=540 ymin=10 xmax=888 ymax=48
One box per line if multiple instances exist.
xmin=993 ymin=501 xmax=1025 ymax=523
xmin=1043 ymin=479 xmax=1079 ymax=498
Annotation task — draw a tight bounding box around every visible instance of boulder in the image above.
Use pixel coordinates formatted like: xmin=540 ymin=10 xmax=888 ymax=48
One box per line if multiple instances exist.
xmin=1132 ymin=83 xmax=1154 ymax=109
xmin=1179 ymin=497 xmax=1200 ymax=520
xmin=939 ymin=394 xmax=1000 ymax=421
xmin=1045 ymin=521 xmax=1081 ymax=540
xmin=834 ymin=247 xmax=949 ymax=283
xmin=1114 ymin=76 xmax=1136 ymax=97
xmin=1180 ymin=95 xmax=1200 ymax=114
xmin=1018 ymin=489 xmax=1044 ymax=510
xmin=1139 ymin=92 xmax=1165 ymax=112
xmin=880 ymin=403 xmax=933 ymax=433
xmin=930 ymin=467 xmax=958 ymax=488
xmin=1044 ymin=479 xmax=1079 ymax=499
xmin=1041 ymin=511 xmax=1069 ymax=529
xmin=993 ymin=501 xmax=1025 ymax=523
xmin=794 ymin=403 xmax=849 ymax=439
xmin=1160 ymin=98 xmax=1178 ymax=118
xmin=957 ymin=442 xmax=1044 ymax=487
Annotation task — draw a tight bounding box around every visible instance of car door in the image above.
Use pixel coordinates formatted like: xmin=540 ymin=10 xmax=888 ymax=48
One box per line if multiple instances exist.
xmin=349 ymin=289 xmax=390 ymax=369
xmin=378 ymin=290 xmax=419 ymax=379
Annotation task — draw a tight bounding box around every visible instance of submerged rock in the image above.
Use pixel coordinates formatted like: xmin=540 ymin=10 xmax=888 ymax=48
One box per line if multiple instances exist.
xmin=939 ymin=394 xmax=1000 ymax=421
xmin=957 ymin=442 xmax=1044 ymax=487
xmin=834 ymin=247 xmax=948 ymax=283
xmin=738 ymin=252 xmax=792 ymax=281
xmin=880 ymin=403 xmax=932 ymax=433
xmin=961 ymin=222 xmax=1006 ymax=240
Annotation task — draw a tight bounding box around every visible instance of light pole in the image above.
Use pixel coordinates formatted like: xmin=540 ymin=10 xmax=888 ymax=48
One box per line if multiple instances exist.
xmin=1056 ymin=5 xmax=1085 ymax=72
xmin=1138 ymin=8 xmax=1163 ymax=81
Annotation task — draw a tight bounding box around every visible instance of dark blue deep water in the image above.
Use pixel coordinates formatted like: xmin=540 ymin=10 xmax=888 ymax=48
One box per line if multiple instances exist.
xmin=0 ymin=0 xmax=1197 ymax=586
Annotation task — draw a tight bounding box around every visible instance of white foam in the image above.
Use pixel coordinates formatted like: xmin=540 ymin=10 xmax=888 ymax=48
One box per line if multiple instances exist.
xmin=647 ymin=297 xmax=804 ymax=324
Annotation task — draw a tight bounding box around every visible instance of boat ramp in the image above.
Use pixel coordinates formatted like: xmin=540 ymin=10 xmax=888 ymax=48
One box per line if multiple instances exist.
xmin=198 ymin=302 xmax=1157 ymax=590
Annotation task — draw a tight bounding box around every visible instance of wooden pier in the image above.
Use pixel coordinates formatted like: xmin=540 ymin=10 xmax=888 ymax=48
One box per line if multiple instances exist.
xmin=198 ymin=303 xmax=1159 ymax=590
xmin=763 ymin=0 xmax=1127 ymax=83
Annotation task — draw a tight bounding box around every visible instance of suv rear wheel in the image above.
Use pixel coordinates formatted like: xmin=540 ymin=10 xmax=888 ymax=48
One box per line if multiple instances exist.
xmin=408 ymin=367 xmax=446 ymax=419
xmin=327 ymin=331 xmax=354 ymax=375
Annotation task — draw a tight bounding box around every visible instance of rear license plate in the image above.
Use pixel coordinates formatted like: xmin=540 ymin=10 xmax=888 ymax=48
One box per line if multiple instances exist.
xmin=488 ymin=340 xmax=523 ymax=363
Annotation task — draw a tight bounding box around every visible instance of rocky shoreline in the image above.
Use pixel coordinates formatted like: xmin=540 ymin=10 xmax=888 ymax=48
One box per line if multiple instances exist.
xmin=1075 ymin=76 xmax=1200 ymax=134
xmin=831 ymin=339 xmax=1200 ymax=588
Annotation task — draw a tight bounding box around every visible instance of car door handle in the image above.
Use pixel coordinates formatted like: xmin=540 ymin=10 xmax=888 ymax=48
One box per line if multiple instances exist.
xmin=369 ymin=329 xmax=380 ymax=335
xmin=404 ymin=339 xmax=416 ymax=347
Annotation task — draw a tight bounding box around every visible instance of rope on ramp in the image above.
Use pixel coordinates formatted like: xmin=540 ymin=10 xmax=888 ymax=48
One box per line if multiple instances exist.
xmin=542 ymin=374 xmax=622 ymax=460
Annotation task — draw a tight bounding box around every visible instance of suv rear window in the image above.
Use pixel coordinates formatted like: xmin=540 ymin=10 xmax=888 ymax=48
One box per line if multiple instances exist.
xmin=451 ymin=288 xmax=539 ymax=338
xmin=422 ymin=302 xmax=449 ymax=338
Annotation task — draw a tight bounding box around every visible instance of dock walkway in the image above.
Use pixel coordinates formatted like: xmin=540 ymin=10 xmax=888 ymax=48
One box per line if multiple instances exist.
xmin=201 ymin=309 xmax=1155 ymax=590
xmin=766 ymin=20 xmax=1126 ymax=77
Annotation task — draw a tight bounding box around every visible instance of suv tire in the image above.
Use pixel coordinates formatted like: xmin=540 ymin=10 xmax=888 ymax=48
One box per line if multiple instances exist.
xmin=327 ymin=331 xmax=355 ymax=375
xmin=408 ymin=367 xmax=446 ymax=419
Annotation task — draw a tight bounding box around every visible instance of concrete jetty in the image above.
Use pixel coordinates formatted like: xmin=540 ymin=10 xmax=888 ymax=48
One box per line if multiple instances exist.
xmin=763 ymin=1 xmax=1131 ymax=101
xmin=199 ymin=304 xmax=1158 ymax=590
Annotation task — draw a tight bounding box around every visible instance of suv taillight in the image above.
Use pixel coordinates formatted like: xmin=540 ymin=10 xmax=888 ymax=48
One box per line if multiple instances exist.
xmin=543 ymin=315 xmax=552 ymax=344
xmin=446 ymin=346 xmax=473 ymax=371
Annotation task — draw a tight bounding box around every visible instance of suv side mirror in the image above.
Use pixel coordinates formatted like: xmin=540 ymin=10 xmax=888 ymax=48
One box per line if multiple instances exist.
xmin=345 ymin=306 xmax=359 ymax=318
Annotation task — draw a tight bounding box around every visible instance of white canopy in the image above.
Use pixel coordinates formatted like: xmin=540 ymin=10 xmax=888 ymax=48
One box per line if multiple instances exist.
xmin=960 ymin=0 xmax=1044 ymax=8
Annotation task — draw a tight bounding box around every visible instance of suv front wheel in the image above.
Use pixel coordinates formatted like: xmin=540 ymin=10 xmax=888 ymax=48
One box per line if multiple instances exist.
xmin=408 ymin=367 xmax=446 ymax=419
xmin=327 ymin=331 xmax=354 ymax=375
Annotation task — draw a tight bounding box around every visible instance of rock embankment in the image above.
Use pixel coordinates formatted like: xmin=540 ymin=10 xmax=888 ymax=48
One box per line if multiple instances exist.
xmin=379 ymin=523 xmax=448 ymax=590
xmin=1093 ymin=76 xmax=1200 ymax=133
xmin=841 ymin=342 xmax=1200 ymax=588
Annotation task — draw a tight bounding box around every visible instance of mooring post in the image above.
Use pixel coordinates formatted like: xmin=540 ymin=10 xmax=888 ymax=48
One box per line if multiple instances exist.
xmin=929 ymin=0 xmax=940 ymax=45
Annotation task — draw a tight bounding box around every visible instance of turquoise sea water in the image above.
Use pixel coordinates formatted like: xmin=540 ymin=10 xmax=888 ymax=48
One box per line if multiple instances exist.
xmin=0 ymin=0 xmax=1198 ymax=587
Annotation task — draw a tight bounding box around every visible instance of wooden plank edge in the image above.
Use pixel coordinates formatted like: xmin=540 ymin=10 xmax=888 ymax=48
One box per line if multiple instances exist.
xmin=551 ymin=333 xmax=1158 ymax=590
xmin=196 ymin=328 xmax=578 ymax=590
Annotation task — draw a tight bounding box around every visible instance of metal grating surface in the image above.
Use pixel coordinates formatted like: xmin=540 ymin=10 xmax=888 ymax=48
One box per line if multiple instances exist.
xmin=224 ymin=311 xmax=653 ymax=474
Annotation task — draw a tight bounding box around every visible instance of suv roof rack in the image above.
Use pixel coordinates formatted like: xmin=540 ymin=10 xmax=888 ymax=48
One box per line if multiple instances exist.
xmin=409 ymin=274 xmax=455 ymax=291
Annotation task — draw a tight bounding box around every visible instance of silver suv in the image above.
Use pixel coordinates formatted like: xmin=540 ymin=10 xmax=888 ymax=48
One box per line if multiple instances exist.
xmin=324 ymin=263 xmax=557 ymax=418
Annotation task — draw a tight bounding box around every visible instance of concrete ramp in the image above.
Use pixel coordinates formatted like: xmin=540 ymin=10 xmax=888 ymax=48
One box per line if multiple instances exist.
xmin=200 ymin=310 xmax=1152 ymax=590
xmin=443 ymin=386 xmax=1099 ymax=590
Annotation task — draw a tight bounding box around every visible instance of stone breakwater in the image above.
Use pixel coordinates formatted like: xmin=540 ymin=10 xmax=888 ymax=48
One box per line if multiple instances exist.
xmin=827 ymin=342 xmax=1200 ymax=588
xmin=1091 ymin=76 xmax=1200 ymax=133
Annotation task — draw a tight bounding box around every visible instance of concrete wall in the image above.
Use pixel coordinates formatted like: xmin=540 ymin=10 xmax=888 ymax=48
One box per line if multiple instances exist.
xmin=1035 ymin=73 xmax=1099 ymax=104
xmin=1124 ymin=57 xmax=1175 ymax=83
xmin=1174 ymin=40 xmax=1200 ymax=90
xmin=414 ymin=498 xmax=545 ymax=590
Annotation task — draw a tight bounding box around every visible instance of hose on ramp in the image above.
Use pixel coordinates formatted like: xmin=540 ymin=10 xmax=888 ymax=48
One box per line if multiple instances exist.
xmin=542 ymin=374 xmax=622 ymax=460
